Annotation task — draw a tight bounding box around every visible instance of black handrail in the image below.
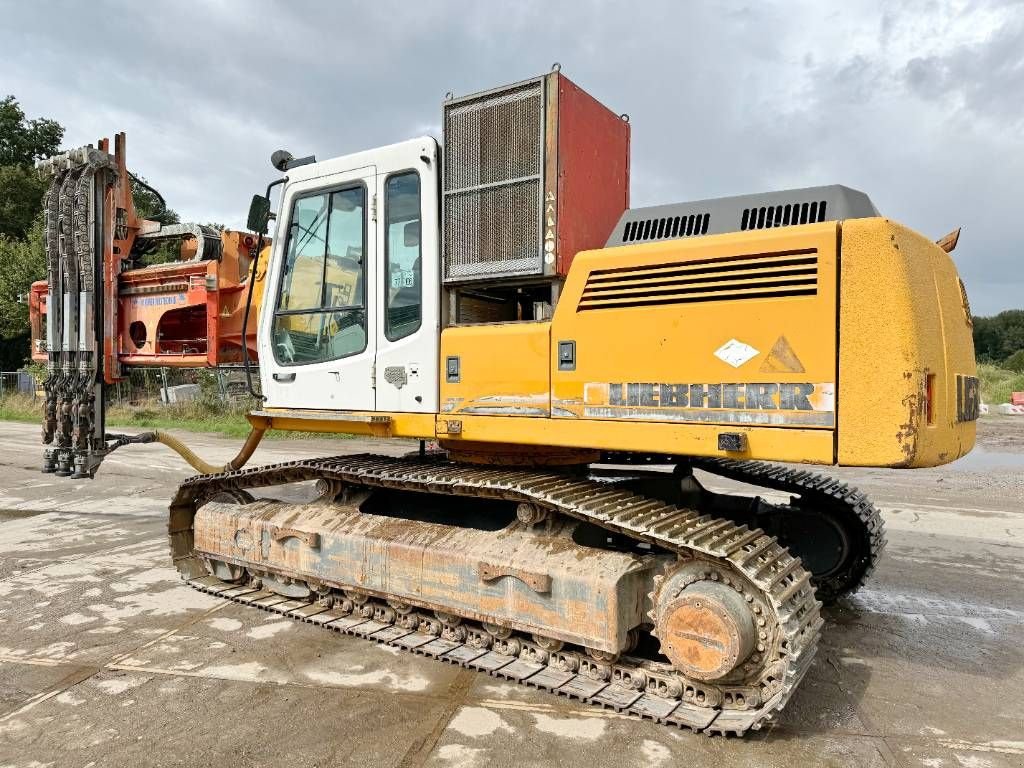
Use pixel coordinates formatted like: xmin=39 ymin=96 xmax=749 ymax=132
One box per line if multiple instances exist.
xmin=242 ymin=176 xmax=288 ymax=401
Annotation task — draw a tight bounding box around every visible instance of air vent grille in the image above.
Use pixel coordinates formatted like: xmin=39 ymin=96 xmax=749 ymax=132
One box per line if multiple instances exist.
xmin=443 ymin=80 xmax=545 ymax=281
xmin=741 ymin=201 xmax=827 ymax=231
xmin=577 ymin=249 xmax=818 ymax=312
xmin=622 ymin=212 xmax=710 ymax=243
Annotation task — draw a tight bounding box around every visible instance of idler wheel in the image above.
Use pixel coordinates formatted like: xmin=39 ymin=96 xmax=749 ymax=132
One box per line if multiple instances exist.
xmin=656 ymin=581 xmax=756 ymax=681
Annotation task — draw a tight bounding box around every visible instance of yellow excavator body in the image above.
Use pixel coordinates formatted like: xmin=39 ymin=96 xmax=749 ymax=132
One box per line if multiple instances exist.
xmin=251 ymin=217 xmax=976 ymax=470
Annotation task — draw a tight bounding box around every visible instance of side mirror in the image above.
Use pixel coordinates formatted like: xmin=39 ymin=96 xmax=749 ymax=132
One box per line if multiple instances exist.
xmin=247 ymin=194 xmax=272 ymax=235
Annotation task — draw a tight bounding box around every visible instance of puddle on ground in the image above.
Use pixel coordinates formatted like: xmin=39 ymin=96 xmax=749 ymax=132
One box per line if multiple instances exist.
xmin=941 ymin=445 xmax=1024 ymax=472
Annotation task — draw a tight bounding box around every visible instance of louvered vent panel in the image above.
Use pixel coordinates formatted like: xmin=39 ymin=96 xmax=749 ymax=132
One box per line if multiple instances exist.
xmin=621 ymin=212 xmax=711 ymax=243
xmin=740 ymin=200 xmax=827 ymax=231
xmin=577 ymin=249 xmax=818 ymax=311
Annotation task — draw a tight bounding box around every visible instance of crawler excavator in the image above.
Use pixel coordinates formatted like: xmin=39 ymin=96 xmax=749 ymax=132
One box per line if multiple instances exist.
xmin=32 ymin=69 xmax=978 ymax=735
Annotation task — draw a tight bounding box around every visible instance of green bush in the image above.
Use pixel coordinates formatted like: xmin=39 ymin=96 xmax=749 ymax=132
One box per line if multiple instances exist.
xmin=1003 ymin=349 xmax=1024 ymax=373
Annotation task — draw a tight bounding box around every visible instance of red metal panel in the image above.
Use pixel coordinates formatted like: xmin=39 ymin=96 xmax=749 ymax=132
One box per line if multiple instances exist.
xmin=555 ymin=73 xmax=630 ymax=277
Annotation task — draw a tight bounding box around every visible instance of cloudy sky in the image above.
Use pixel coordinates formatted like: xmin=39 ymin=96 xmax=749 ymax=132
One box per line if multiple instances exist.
xmin=2 ymin=0 xmax=1020 ymax=314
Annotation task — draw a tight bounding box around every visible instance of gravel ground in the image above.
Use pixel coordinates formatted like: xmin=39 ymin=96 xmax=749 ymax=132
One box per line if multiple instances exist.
xmin=0 ymin=418 xmax=1021 ymax=768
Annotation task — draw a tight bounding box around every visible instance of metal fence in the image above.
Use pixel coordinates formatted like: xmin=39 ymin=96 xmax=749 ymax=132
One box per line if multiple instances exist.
xmin=0 ymin=367 xmax=260 ymax=406
xmin=109 ymin=367 xmax=261 ymax=405
xmin=0 ymin=371 xmax=37 ymax=399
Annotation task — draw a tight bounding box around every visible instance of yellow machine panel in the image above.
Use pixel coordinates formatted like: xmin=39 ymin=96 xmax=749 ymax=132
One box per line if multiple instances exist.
xmin=551 ymin=223 xmax=838 ymax=433
xmin=440 ymin=322 xmax=551 ymax=417
xmin=428 ymin=218 xmax=975 ymax=468
xmin=838 ymin=218 xmax=976 ymax=467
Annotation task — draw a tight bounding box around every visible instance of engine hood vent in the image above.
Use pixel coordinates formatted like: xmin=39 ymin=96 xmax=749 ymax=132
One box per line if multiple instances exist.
xmin=606 ymin=184 xmax=877 ymax=247
xmin=577 ymin=248 xmax=819 ymax=312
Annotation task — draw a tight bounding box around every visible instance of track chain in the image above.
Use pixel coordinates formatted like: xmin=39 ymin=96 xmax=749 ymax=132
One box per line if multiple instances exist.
xmin=169 ymin=454 xmax=823 ymax=736
xmin=691 ymin=458 xmax=886 ymax=602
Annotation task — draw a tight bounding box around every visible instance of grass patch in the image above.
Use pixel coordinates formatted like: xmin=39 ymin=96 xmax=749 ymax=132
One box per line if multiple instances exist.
xmin=109 ymin=400 xmax=258 ymax=439
xmin=0 ymin=393 xmax=40 ymax=424
xmin=0 ymin=393 xmax=352 ymax=440
xmin=978 ymin=363 xmax=1024 ymax=406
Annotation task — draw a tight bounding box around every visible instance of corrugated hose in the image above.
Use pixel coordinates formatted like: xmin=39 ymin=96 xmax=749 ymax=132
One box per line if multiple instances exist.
xmin=108 ymin=427 xmax=265 ymax=475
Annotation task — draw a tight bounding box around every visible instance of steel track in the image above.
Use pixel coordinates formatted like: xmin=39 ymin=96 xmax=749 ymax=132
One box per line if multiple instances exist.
xmin=691 ymin=458 xmax=886 ymax=602
xmin=170 ymin=454 xmax=824 ymax=736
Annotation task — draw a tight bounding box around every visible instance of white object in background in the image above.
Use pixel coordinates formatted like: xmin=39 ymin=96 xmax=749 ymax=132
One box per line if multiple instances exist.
xmin=160 ymin=384 xmax=200 ymax=404
xmin=996 ymin=403 xmax=1024 ymax=415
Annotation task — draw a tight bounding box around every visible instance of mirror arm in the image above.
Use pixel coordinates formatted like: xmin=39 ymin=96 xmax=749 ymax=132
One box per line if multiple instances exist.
xmin=242 ymin=175 xmax=288 ymax=402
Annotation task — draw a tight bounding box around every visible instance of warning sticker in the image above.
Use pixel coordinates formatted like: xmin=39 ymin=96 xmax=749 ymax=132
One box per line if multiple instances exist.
xmin=714 ymin=339 xmax=760 ymax=368
xmin=760 ymin=336 xmax=806 ymax=374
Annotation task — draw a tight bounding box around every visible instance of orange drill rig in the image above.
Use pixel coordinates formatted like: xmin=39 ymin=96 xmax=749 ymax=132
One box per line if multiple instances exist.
xmin=32 ymin=69 xmax=977 ymax=735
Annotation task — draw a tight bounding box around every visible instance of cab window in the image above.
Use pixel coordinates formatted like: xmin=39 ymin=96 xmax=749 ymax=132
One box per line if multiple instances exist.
xmin=384 ymin=172 xmax=421 ymax=341
xmin=273 ymin=185 xmax=366 ymax=365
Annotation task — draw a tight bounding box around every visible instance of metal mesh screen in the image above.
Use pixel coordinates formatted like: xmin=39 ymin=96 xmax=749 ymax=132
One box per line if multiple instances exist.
xmin=443 ymin=79 xmax=544 ymax=281
xmin=444 ymin=180 xmax=541 ymax=279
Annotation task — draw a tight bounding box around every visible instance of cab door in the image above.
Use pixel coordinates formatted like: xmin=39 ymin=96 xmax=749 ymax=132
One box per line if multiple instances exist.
xmin=373 ymin=138 xmax=439 ymax=413
xmin=260 ymin=164 xmax=377 ymax=410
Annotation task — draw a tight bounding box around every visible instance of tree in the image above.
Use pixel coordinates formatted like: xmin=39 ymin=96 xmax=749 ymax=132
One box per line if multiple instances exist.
xmin=131 ymin=174 xmax=179 ymax=227
xmin=0 ymin=217 xmax=46 ymax=369
xmin=0 ymin=96 xmax=64 ymax=239
xmin=0 ymin=96 xmax=63 ymax=166
xmin=0 ymin=97 xmax=62 ymax=368
xmin=129 ymin=173 xmax=183 ymax=265
xmin=973 ymin=310 xmax=1024 ymax=363
xmin=1004 ymin=349 xmax=1024 ymax=374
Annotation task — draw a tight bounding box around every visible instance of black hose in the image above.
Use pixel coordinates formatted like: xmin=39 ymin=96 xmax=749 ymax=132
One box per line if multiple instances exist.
xmin=241 ymin=238 xmax=263 ymax=401
xmin=242 ymin=176 xmax=288 ymax=402
xmin=127 ymin=171 xmax=167 ymax=215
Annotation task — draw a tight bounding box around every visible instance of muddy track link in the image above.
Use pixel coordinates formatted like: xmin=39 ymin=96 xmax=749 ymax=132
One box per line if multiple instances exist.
xmin=691 ymin=458 xmax=886 ymax=603
xmin=169 ymin=454 xmax=823 ymax=736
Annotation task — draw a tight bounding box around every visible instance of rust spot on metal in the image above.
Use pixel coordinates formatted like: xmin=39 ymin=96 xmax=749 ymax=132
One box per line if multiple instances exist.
xmin=657 ymin=582 xmax=755 ymax=682
xmin=271 ymin=526 xmax=320 ymax=549
xmin=893 ymin=373 xmax=925 ymax=466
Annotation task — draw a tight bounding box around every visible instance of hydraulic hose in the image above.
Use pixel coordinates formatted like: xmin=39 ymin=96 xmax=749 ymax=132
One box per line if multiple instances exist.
xmin=114 ymin=426 xmax=266 ymax=475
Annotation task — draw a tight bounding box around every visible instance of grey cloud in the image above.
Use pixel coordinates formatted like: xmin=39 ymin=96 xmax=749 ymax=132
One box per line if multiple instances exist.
xmin=903 ymin=18 xmax=1024 ymax=126
xmin=0 ymin=0 xmax=1018 ymax=313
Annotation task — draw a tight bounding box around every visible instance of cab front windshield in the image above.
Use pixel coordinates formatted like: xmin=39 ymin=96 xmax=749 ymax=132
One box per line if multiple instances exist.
xmin=273 ymin=185 xmax=366 ymax=365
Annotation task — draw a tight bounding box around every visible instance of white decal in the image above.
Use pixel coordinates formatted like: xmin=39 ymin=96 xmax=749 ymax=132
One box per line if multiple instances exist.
xmin=714 ymin=339 xmax=760 ymax=368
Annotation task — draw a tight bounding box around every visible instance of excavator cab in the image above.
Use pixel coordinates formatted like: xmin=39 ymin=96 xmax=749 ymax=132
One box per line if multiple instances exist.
xmin=258 ymin=138 xmax=439 ymax=413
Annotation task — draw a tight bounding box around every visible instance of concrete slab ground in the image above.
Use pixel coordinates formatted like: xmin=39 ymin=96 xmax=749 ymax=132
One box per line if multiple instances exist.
xmin=0 ymin=419 xmax=1021 ymax=767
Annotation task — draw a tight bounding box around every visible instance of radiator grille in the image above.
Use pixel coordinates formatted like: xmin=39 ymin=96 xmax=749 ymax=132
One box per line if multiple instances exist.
xmin=444 ymin=180 xmax=541 ymax=279
xmin=443 ymin=80 xmax=544 ymax=281
xmin=622 ymin=212 xmax=710 ymax=243
xmin=577 ymin=249 xmax=819 ymax=311
xmin=740 ymin=200 xmax=827 ymax=231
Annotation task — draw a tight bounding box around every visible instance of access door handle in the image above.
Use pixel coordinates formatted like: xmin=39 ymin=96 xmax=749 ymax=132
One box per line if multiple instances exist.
xmin=273 ymin=372 xmax=296 ymax=382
